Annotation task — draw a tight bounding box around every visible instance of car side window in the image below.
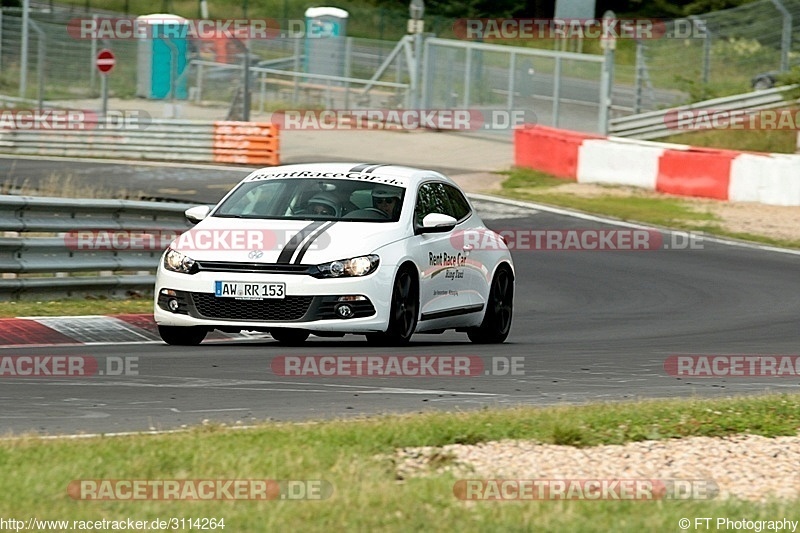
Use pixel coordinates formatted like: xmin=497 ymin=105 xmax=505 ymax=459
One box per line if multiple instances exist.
xmin=443 ymin=184 xmax=471 ymax=222
xmin=415 ymin=182 xmax=454 ymax=226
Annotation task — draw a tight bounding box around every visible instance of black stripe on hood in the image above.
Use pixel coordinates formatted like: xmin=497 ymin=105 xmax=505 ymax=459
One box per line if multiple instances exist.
xmin=276 ymin=221 xmax=326 ymax=264
xmin=294 ymin=221 xmax=336 ymax=264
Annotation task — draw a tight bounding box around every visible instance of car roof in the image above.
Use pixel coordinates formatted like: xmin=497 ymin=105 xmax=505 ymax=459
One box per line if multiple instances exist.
xmin=242 ymin=162 xmax=457 ymax=189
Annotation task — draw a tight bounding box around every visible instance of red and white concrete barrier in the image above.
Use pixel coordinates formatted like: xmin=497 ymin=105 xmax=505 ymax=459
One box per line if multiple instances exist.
xmin=515 ymin=125 xmax=800 ymax=206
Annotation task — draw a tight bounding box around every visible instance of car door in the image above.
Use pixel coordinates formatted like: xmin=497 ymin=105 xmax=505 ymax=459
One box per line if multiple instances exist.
xmin=410 ymin=181 xmax=476 ymax=322
xmin=440 ymin=183 xmax=489 ymax=308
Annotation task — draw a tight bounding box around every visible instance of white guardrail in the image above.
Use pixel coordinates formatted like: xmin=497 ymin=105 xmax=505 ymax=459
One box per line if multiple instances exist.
xmin=0 ymin=195 xmax=195 ymax=300
xmin=609 ymin=86 xmax=798 ymax=140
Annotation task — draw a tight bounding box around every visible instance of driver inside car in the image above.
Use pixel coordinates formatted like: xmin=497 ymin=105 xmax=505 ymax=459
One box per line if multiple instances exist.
xmin=306 ymin=192 xmax=341 ymax=217
xmin=371 ymin=187 xmax=402 ymax=219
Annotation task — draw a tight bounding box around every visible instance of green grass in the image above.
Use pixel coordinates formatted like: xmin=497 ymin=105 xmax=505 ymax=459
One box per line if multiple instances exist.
xmin=661 ymin=128 xmax=798 ymax=154
xmin=0 ymin=298 xmax=152 ymax=317
xmin=3 ymin=394 xmax=800 ymax=530
xmin=498 ymin=167 xmax=800 ymax=249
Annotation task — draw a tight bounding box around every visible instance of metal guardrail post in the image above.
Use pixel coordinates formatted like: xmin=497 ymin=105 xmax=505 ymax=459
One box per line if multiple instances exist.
xmin=634 ymin=40 xmax=643 ymax=114
xmin=553 ymin=56 xmax=561 ymax=128
xmin=34 ymin=22 xmax=44 ymax=112
xmin=689 ymin=17 xmax=711 ymax=85
xmin=196 ymin=62 xmax=203 ymax=102
xmin=292 ymin=37 xmax=301 ymax=105
xmin=420 ymin=37 xmax=430 ymax=109
xmin=463 ymin=46 xmax=471 ymax=107
xmin=507 ymin=51 xmax=516 ymax=112
xmin=90 ymin=14 xmax=97 ymax=91
xmin=702 ymin=26 xmax=711 ymax=84
xmin=19 ymin=0 xmax=29 ymax=99
xmin=242 ymin=43 xmax=251 ymax=121
xmin=259 ymin=70 xmax=266 ymax=112
xmin=598 ymin=11 xmax=616 ymax=135
xmin=412 ymin=30 xmax=422 ymax=108
xmin=344 ymin=37 xmax=352 ymax=110
xmin=770 ymin=0 xmax=792 ymax=72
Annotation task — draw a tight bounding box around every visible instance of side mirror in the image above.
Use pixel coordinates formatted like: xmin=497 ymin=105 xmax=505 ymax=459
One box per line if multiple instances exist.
xmin=185 ymin=205 xmax=211 ymax=223
xmin=419 ymin=213 xmax=457 ymax=233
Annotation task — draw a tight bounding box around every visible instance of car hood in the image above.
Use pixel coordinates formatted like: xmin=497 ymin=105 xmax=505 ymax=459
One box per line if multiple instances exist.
xmin=171 ymin=216 xmax=408 ymax=264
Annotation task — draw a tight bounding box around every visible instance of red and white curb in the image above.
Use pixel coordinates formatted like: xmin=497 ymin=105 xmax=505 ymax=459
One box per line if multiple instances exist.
xmin=515 ymin=125 xmax=800 ymax=206
xmin=0 ymin=314 xmax=264 ymax=347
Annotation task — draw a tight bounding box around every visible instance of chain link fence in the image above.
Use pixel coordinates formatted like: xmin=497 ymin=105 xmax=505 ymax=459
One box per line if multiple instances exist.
xmin=0 ymin=9 xmax=139 ymax=103
xmin=3 ymin=1 xmax=799 ymax=132
xmin=635 ymin=0 xmax=800 ymax=107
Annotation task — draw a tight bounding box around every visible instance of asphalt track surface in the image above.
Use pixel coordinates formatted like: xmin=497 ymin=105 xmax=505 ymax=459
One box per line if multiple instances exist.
xmin=1 ymin=159 xmax=799 ymax=435
xmin=3 ymin=208 xmax=800 ymax=435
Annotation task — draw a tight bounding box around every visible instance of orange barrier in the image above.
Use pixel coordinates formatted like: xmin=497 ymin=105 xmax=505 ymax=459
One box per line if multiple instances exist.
xmin=656 ymin=148 xmax=738 ymax=200
xmin=514 ymin=125 xmax=599 ymax=180
xmin=212 ymin=121 xmax=280 ymax=166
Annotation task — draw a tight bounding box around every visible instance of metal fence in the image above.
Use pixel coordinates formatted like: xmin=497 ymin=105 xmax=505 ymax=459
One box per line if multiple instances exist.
xmin=0 ymin=195 xmax=194 ymax=300
xmin=0 ymin=6 xmax=616 ymax=134
xmin=3 ymin=2 xmax=800 ymax=135
xmin=423 ymin=38 xmax=608 ymax=133
xmin=0 ymin=11 xmax=139 ymax=103
xmin=635 ymin=0 xmax=800 ymax=104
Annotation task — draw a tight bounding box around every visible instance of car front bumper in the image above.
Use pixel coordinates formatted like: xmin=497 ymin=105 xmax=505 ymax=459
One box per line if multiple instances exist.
xmin=153 ymin=265 xmax=395 ymax=333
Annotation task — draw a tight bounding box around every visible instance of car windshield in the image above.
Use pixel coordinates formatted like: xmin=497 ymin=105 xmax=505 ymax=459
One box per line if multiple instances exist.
xmin=213 ymin=178 xmax=406 ymax=222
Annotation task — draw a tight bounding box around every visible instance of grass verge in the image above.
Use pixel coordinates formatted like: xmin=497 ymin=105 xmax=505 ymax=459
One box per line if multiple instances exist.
xmin=3 ymin=394 xmax=799 ymax=530
xmin=0 ymin=298 xmax=152 ymax=318
xmin=661 ymin=128 xmax=797 ymax=154
xmin=498 ymin=167 xmax=800 ymax=249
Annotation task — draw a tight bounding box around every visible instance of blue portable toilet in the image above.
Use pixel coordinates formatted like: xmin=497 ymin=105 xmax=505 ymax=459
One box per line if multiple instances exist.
xmin=136 ymin=14 xmax=189 ymax=100
xmin=304 ymin=7 xmax=348 ymax=78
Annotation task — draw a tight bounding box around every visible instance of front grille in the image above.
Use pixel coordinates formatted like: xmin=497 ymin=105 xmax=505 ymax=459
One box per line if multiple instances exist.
xmin=191 ymin=293 xmax=313 ymax=321
xmin=195 ymin=261 xmax=312 ymax=274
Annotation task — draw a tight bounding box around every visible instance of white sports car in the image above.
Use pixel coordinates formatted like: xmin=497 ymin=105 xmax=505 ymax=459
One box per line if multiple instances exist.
xmin=154 ymin=163 xmax=514 ymax=346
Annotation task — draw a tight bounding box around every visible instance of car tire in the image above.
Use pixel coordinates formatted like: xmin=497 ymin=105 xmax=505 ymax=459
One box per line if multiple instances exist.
xmin=366 ymin=267 xmax=418 ymax=346
xmin=158 ymin=325 xmax=207 ymax=346
xmin=467 ymin=266 xmax=513 ymax=344
xmin=270 ymin=329 xmax=310 ymax=345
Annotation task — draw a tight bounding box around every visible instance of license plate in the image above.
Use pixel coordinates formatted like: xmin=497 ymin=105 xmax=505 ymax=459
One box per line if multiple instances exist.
xmin=214 ymin=281 xmax=285 ymax=299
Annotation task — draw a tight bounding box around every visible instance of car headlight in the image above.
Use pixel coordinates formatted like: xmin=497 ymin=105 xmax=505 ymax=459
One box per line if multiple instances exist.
xmin=163 ymin=248 xmax=196 ymax=274
xmin=314 ymin=255 xmax=379 ymax=278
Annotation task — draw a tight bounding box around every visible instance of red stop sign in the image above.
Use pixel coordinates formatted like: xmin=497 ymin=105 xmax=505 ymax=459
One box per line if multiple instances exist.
xmin=96 ymin=49 xmax=116 ymax=74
